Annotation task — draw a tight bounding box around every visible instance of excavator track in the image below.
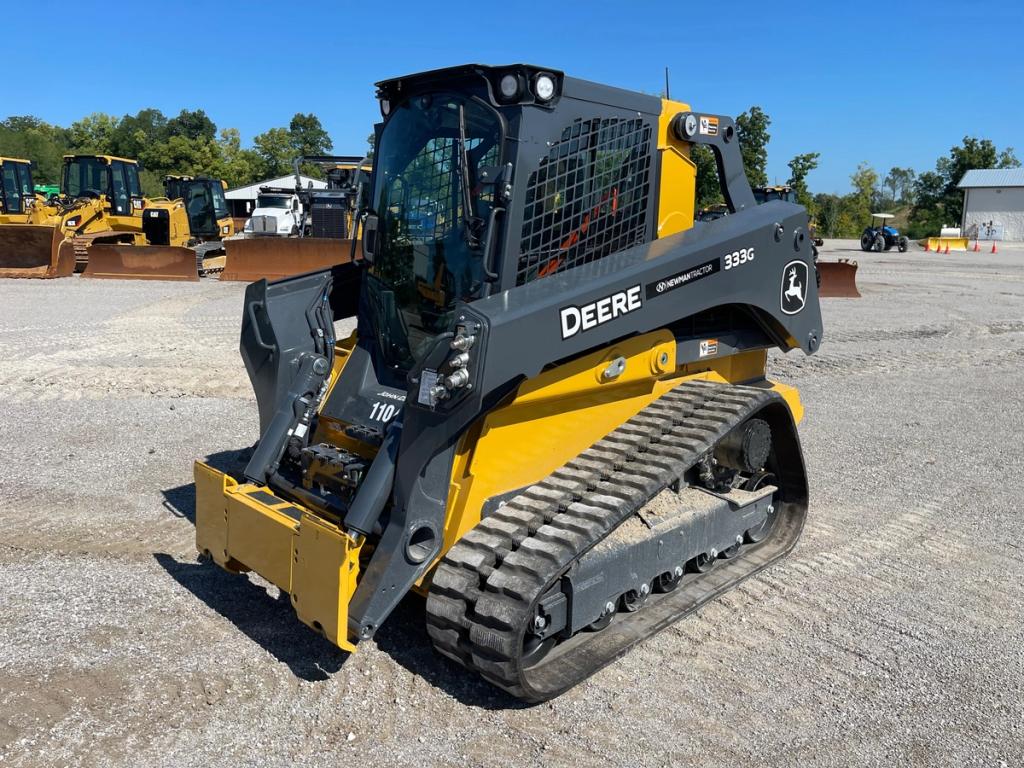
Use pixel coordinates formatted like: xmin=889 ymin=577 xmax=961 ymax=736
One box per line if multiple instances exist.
xmin=425 ymin=380 xmax=807 ymax=702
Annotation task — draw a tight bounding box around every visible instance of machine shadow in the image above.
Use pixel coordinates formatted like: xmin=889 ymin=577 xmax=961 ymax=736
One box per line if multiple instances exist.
xmin=154 ymin=552 xmax=348 ymax=681
xmin=160 ymin=448 xmax=252 ymax=525
xmin=157 ymin=447 xmax=524 ymax=707
xmin=372 ymin=595 xmax=529 ymax=710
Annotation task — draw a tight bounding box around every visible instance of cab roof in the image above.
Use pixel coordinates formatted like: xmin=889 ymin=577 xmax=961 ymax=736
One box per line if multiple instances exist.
xmin=62 ymin=154 xmax=139 ymax=165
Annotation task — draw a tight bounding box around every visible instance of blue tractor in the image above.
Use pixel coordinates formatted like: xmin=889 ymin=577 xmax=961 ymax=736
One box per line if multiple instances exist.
xmin=860 ymin=213 xmax=909 ymax=253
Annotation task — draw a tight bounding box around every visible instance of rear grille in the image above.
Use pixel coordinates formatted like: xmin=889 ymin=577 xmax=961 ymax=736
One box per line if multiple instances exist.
xmin=516 ymin=116 xmax=653 ymax=286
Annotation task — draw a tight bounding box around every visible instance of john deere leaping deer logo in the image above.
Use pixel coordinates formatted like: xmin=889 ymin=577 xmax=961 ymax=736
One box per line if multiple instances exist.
xmin=780 ymin=260 xmax=809 ymax=315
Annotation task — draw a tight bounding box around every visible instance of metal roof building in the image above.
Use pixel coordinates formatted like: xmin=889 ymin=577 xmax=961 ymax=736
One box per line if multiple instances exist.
xmin=957 ymin=168 xmax=1024 ymax=241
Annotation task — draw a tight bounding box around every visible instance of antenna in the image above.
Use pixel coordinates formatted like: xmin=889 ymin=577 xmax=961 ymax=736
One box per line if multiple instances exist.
xmin=664 ymin=66 xmax=671 ymax=100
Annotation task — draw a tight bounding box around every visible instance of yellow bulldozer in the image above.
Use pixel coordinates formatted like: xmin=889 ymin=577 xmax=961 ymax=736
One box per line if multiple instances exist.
xmin=220 ymin=155 xmax=369 ymax=282
xmin=0 ymin=154 xmax=146 ymax=278
xmin=83 ymin=175 xmax=234 ymax=281
xmin=194 ymin=64 xmax=823 ymax=702
xmin=0 ymin=156 xmax=75 ymax=277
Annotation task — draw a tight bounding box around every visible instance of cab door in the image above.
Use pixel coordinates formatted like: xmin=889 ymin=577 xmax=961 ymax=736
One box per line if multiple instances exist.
xmin=1 ymin=162 xmax=24 ymax=214
xmin=109 ymin=160 xmax=143 ymax=217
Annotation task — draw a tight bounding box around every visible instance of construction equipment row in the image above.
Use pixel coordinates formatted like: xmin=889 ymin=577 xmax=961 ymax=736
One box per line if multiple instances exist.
xmin=0 ymin=154 xmax=368 ymax=282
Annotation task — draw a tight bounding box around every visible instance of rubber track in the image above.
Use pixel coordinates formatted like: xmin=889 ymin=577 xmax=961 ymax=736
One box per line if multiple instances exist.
xmin=425 ymin=380 xmax=782 ymax=700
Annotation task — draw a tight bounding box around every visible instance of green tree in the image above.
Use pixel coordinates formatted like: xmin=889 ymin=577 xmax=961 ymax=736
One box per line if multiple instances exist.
xmin=68 ymin=113 xmax=119 ymax=154
xmin=787 ymin=152 xmax=820 ymax=209
xmin=849 ymin=162 xmax=879 ymax=220
xmin=692 ymin=145 xmax=723 ymax=212
xmin=812 ymin=193 xmax=842 ymax=238
xmin=289 ymin=113 xmax=332 ymax=157
xmin=211 ymin=128 xmax=262 ymax=188
xmin=883 ymin=167 xmax=916 ymax=204
xmin=997 ymin=147 xmax=1020 ymax=168
xmin=110 ymin=108 xmax=168 ymax=162
xmin=735 ymin=106 xmax=771 ymax=187
xmin=907 ymin=170 xmax=947 ymax=238
xmin=166 ymin=109 xmax=216 ymax=142
xmin=0 ymin=116 xmax=70 ymax=183
xmin=253 ymin=126 xmax=293 ymax=178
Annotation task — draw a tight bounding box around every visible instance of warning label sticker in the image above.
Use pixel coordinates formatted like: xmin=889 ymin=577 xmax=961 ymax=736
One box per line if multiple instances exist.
xmin=699 ymin=339 xmax=719 ymax=358
xmin=699 ymin=116 xmax=719 ymax=136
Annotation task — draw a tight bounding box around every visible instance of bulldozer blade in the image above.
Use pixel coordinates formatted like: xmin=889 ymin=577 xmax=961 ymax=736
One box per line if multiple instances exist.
xmin=220 ymin=237 xmax=357 ymax=282
xmin=81 ymin=244 xmax=199 ymax=282
xmin=817 ymin=259 xmax=860 ymax=298
xmin=0 ymin=225 xmax=74 ymax=279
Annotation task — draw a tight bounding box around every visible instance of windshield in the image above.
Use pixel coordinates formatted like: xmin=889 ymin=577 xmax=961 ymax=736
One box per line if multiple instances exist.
xmin=64 ymin=157 xmax=110 ymax=198
xmin=367 ymin=92 xmax=502 ymax=371
xmin=257 ymin=195 xmax=291 ymax=209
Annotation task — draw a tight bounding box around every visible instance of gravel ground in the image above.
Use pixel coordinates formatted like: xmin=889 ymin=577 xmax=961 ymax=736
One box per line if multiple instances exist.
xmin=1 ymin=241 xmax=1022 ymax=767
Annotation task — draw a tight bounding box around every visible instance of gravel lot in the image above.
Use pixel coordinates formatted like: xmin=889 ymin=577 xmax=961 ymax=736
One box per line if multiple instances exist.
xmin=1 ymin=241 xmax=1022 ymax=767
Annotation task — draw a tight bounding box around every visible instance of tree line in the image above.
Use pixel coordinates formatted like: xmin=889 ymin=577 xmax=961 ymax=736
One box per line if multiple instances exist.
xmin=0 ymin=109 xmax=334 ymax=198
xmin=696 ymin=108 xmax=1019 ymax=239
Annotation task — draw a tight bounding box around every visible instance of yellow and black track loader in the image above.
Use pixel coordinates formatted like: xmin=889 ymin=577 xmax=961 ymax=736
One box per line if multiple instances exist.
xmin=194 ymin=64 xmax=823 ymax=702
xmin=84 ymin=176 xmax=234 ymax=281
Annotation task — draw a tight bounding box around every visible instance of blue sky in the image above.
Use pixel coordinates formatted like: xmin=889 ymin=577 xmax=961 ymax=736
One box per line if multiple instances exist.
xmin=4 ymin=0 xmax=1021 ymax=192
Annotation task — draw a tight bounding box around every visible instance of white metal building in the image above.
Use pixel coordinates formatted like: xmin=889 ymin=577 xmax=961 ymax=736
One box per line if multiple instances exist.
xmin=957 ymin=168 xmax=1024 ymax=241
xmin=225 ymin=174 xmax=327 ymax=218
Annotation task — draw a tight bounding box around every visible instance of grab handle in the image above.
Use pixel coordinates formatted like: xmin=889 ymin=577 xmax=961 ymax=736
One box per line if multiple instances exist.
xmin=246 ymin=300 xmax=275 ymax=352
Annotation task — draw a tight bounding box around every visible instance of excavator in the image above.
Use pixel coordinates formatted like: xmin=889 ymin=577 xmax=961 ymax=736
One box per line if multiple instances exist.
xmin=193 ymin=64 xmax=823 ymax=702
xmin=0 ymin=154 xmax=145 ymax=278
xmin=83 ymin=175 xmax=234 ymax=281
xmin=220 ymin=155 xmax=369 ymax=282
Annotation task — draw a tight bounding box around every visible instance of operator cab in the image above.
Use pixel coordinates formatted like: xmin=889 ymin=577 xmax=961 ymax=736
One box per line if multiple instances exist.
xmin=62 ymin=155 xmax=142 ymax=216
xmin=364 ymin=64 xmax=659 ymax=377
xmin=0 ymin=158 xmax=34 ymax=215
xmin=165 ymin=176 xmax=230 ymax=239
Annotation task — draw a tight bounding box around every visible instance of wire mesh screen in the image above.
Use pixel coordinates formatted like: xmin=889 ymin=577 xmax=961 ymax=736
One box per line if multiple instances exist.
xmin=401 ymin=138 xmax=457 ymax=242
xmin=516 ymin=117 xmax=653 ymax=286
xmin=393 ymin=137 xmax=500 ymax=243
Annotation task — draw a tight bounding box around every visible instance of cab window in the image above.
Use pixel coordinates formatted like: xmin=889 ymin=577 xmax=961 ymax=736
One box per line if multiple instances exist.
xmin=64 ymin=157 xmax=110 ymax=198
xmin=210 ymin=182 xmax=229 ymax=219
xmin=109 ymin=161 xmax=131 ymax=215
xmin=1 ymin=163 xmax=23 ymax=214
xmin=124 ymin=163 xmax=141 ymax=199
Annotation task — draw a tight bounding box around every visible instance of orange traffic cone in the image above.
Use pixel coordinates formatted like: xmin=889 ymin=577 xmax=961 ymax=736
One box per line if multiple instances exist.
xmin=973 ymin=239 xmax=980 ymax=252
xmin=991 ymin=241 xmax=998 ymax=254
xmin=944 ymin=243 xmax=949 ymax=255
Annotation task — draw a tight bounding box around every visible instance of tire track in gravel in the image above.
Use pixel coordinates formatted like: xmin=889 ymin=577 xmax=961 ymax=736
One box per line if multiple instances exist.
xmin=0 ymin=289 xmax=249 ymax=401
xmin=641 ymin=500 xmax=973 ymax=677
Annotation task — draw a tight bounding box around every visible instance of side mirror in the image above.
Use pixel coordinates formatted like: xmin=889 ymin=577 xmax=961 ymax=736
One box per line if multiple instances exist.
xmin=292 ymin=199 xmax=299 ymax=212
